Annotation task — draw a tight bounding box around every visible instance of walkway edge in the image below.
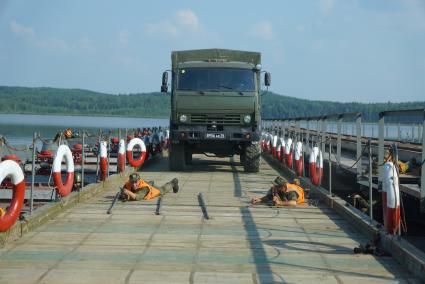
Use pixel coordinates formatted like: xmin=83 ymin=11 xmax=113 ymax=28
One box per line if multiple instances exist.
xmin=0 ymin=171 xmax=128 ymax=248
xmin=262 ymin=152 xmax=425 ymax=281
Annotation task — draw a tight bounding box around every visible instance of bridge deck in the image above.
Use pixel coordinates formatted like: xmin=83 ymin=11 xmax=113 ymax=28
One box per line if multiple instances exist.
xmin=0 ymin=156 xmax=419 ymax=283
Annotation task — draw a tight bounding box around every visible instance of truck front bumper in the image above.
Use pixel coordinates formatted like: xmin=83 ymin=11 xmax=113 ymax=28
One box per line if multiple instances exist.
xmin=171 ymin=125 xmax=260 ymax=143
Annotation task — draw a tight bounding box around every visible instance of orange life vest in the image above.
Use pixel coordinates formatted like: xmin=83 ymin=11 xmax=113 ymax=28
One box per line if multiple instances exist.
xmin=124 ymin=179 xmax=161 ymax=200
xmin=286 ymin=183 xmax=305 ymax=204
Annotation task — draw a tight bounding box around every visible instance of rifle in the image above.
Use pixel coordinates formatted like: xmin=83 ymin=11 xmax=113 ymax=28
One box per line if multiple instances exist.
xmin=107 ymin=186 xmax=123 ymax=214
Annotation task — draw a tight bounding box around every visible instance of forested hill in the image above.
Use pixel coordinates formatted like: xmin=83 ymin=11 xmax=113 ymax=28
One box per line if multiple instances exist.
xmin=0 ymin=86 xmax=424 ymax=121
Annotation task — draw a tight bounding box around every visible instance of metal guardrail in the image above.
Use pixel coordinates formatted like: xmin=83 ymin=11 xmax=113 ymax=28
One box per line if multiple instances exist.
xmin=378 ymin=109 xmax=425 ymax=213
xmin=262 ymin=108 xmax=425 ymax=219
xmin=0 ymin=127 xmax=169 ymax=218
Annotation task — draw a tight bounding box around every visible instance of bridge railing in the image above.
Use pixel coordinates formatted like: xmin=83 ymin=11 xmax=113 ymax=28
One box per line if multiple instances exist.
xmin=262 ymin=108 xmax=425 ymax=219
xmin=0 ymin=126 xmax=169 ymax=233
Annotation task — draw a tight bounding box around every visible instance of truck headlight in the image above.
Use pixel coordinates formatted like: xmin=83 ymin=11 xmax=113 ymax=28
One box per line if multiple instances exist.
xmin=243 ymin=115 xmax=251 ymax=124
xmin=179 ymin=114 xmax=188 ymax=123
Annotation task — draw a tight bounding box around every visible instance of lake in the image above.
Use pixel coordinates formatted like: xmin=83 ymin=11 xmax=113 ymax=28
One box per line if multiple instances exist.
xmin=0 ymin=114 xmax=168 ymax=145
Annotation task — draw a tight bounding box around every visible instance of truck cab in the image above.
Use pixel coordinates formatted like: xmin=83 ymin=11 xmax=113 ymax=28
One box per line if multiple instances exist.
xmin=161 ymin=48 xmax=270 ymax=172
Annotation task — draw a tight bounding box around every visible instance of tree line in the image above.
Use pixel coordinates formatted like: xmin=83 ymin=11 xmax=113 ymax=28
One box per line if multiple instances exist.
xmin=0 ymin=86 xmax=424 ymax=122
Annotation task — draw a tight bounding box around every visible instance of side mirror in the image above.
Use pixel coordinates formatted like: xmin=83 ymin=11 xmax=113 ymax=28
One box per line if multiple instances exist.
xmin=264 ymin=72 xmax=271 ymax=86
xmin=161 ymin=71 xmax=168 ymax=93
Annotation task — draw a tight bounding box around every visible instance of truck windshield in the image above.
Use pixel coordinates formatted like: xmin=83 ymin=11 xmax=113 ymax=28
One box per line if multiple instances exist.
xmin=177 ymin=68 xmax=255 ymax=92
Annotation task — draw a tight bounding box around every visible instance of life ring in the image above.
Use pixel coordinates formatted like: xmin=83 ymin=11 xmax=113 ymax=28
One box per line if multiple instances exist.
xmin=260 ymin=134 xmax=266 ymax=151
xmin=53 ymin=145 xmax=75 ymax=197
xmin=382 ymin=161 xmax=401 ymax=235
xmin=117 ymin=139 xmax=126 ymax=173
xmin=309 ymin=146 xmax=323 ymax=185
xmin=271 ymin=135 xmax=278 ymax=157
xmin=1 ymin=154 xmax=21 ymax=164
xmin=126 ymin=138 xmax=147 ymax=168
xmin=100 ymin=141 xmax=108 ymax=181
xmin=294 ymin=141 xmax=303 ymax=177
xmin=261 ymin=133 xmax=269 ymax=152
xmin=275 ymin=137 xmax=284 ymax=162
xmin=0 ymin=160 xmax=25 ymax=232
xmin=285 ymin=138 xmax=293 ymax=168
xmin=266 ymin=134 xmax=272 ymax=153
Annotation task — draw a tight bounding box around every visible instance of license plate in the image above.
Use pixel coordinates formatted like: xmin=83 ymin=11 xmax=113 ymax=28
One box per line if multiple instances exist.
xmin=206 ymin=133 xmax=225 ymax=139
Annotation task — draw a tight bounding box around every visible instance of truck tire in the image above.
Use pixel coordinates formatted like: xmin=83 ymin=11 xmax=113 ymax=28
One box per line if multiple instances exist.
xmin=169 ymin=143 xmax=186 ymax=171
xmin=185 ymin=150 xmax=192 ymax=164
xmin=244 ymin=143 xmax=260 ymax=173
xmin=240 ymin=151 xmax=246 ymax=165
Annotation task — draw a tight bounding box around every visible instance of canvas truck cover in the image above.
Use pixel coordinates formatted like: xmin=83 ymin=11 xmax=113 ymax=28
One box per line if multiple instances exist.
xmin=172 ymin=48 xmax=261 ymax=70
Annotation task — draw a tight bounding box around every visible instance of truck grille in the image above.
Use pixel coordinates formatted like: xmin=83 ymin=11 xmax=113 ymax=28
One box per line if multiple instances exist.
xmin=190 ymin=114 xmax=241 ymax=125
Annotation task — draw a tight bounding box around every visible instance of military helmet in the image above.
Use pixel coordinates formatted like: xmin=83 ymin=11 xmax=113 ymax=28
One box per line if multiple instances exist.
xmin=74 ymin=172 xmax=82 ymax=183
xmin=272 ymin=176 xmax=287 ymax=186
xmin=129 ymin=173 xmax=141 ymax=182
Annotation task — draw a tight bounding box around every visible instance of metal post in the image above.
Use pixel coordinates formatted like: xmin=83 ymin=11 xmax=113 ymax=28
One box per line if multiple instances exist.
xmin=378 ymin=114 xmax=385 ymax=185
xmin=411 ymin=124 xmax=414 ymax=143
xmin=30 ymin=132 xmax=37 ymax=214
xmin=337 ymin=117 xmax=342 ymax=163
xmin=107 ymin=131 xmax=111 ymax=177
xmin=95 ymin=130 xmax=101 ymax=181
xmin=81 ymin=130 xmax=85 ymax=190
xmin=321 ymin=119 xmax=326 ymax=160
xmin=306 ymin=120 xmax=310 ymax=151
xmin=368 ymin=138 xmax=373 ymax=222
xmin=385 ymin=125 xmax=388 ymax=139
xmin=356 ymin=115 xmax=362 ymax=179
xmin=328 ymin=139 xmax=332 ymax=197
xmin=421 ymin=112 xmax=425 ymax=213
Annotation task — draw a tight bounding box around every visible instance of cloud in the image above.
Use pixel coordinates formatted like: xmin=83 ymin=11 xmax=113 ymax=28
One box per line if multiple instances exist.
xmin=9 ymin=20 xmax=94 ymax=54
xmin=144 ymin=9 xmax=204 ymax=37
xmin=249 ymin=21 xmax=275 ymax=41
xmin=319 ymin=0 xmax=336 ymax=15
xmin=296 ymin=25 xmax=306 ymax=33
xmin=10 ymin=20 xmax=35 ymax=38
xmin=175 ymin=9 xmax=201 ymax=31
xmin=118 ymin=30 xmax=130 ymax=47
xmin=312 ymin=39 xmax=327 ymax=50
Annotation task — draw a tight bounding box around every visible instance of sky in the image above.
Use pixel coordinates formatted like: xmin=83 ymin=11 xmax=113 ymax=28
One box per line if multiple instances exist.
xmin=0 ymin=0 xmax=424 ymax=102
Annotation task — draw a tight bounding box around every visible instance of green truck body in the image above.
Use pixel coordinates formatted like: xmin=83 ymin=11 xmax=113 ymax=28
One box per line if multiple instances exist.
xmin=161 ymin=48 xmax=270 ymax=172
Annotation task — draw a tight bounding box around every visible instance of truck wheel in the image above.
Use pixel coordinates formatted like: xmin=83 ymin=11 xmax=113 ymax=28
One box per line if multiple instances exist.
xmin=240 ymin=151 xmax=246 ymax=165
xmin=169 ymin=143 xmax=186 ymax=171
xmin=185 ymin=151 xmax=192 ymax=164
xmin=244 ymin=143 xmax=260 ymax=173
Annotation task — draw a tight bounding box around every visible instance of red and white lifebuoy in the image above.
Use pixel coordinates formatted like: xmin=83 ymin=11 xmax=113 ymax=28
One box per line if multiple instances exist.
xmin=260 ymin=134 xmax=266 ymax=151
xmin=276 ymin=138 xmax=283 ymax=162
xmin=272 ymin=135 xmax=278 ymax=157
xmin=53 ymin=145 xmax=75 ymax=197
xmin=382 ymin=161 xmax=401 ymax=235
xmin=0 ymin=160 xmax=25 ymax=232
xmin=100 ymin=141 xmax=108 ymax=181
xmin=117 ymin=139 xmax=126 ymax=173
xmin=285 ymin=138 xmax=293 ymax=168
xmin=309 ymin=146 xmax=323 ymax=185
xmin=266 ymin=134 xmax=272 ymax=153
xmin=294 ymin=141 xmax=303 ymax=177
xmin=126 ymin=138 xmax=147 ymax=168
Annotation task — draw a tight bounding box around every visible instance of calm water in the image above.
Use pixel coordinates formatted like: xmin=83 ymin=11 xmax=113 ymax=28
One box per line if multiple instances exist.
xmin=0 ymin=114 xmax=168 ymax=145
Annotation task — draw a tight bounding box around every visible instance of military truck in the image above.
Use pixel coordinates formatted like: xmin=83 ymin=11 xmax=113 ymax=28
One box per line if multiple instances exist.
xmin=161 ymin=48 xmax=270 ymax=172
